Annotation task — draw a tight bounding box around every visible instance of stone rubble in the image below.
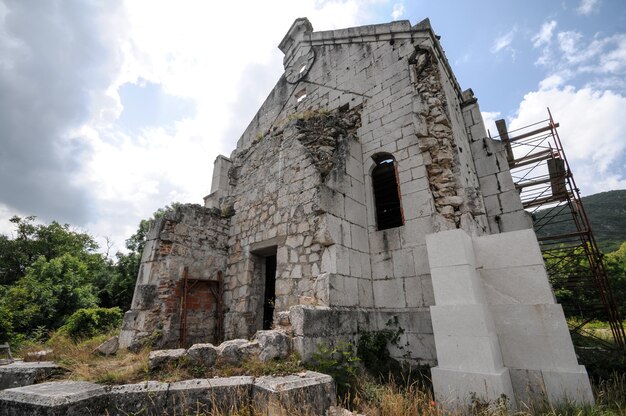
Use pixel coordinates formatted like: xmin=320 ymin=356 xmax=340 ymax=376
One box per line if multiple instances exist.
xmin=93 ymin=336 xmax=119 ymax=356
xmin=148 ymin=329 xmax=291 ymax=370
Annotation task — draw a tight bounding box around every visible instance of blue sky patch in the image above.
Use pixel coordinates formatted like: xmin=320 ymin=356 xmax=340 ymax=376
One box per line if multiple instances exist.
xmin=116 ymin=81 xmax=196 ymax=132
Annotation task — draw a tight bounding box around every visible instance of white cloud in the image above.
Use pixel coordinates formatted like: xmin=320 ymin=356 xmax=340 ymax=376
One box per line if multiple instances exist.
xmin=391 ymin=2 xmax=404 ymax=20
xmin=532 ymin=20 xmax=557 ymax=48
xmin=490 ymin=27 xmax=516 ymax=57
xmin=0 ymin=0 xmax=392 ymax=253
xmin=480 ymin=111 xmax=501 ymax=138
xmin=538 ymin=74 xmax=565 ymax=90
xmin=577 ymin=0 xmax=600 ymax=15
xmin=509 ymin=80 xmax=626 ymax=195
xmin=77 ymin=0 xmax=384 ymax=252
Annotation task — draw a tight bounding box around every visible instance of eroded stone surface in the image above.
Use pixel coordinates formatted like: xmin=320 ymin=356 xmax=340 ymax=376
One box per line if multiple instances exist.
xmin=148 ymin=348 xmax=187 ymax=371
xmin=0 ymin=381 xmax=106 ymax=416
xmin=0 ymin=373 xmax=334 ymax=415
xmin=187 ymin=343 xmax=218 ymax=367
xmin=0 ymin=361 xmax=65 ymax=391
xmin=254 ymin=330 xmax=290 ymax=361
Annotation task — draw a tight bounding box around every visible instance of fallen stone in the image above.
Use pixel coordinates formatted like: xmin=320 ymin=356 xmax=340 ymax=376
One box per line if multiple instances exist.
xmin=187 ymin=343 xmax=218 ymax=367
xmin=217 ymin=339 xmax=250 ymax=365
xmin=148 ymin=348 xmax=187 ymax=371
xmin=0 ymin=380 xmax=107 ymax=416
xmin=93 ymin=336 xmax=119 ymax=356
xmin=0 ymin=361 xmax=65 ymax=390
xmin=240 ymin=340 xmax=261 ymax=359
xmin=254 ymin=330 xmax=290 ymax=361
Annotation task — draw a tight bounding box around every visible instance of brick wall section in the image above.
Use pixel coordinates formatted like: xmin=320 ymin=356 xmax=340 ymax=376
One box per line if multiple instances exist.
xmin=119 ymin=204 xmax=229 ymax=350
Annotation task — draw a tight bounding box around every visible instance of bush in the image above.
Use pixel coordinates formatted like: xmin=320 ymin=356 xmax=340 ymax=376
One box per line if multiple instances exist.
xmin=308 ymin=341 xmax=360 ymax=398
xmin=60 ymin=307 xmax=122 ymax=341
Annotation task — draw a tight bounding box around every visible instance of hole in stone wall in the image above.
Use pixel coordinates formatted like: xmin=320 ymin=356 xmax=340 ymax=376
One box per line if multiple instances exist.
xmin=295 ymin=88 xmax=307 ymax=103
xmin=372 ymin=153 xmax=404 ymax=230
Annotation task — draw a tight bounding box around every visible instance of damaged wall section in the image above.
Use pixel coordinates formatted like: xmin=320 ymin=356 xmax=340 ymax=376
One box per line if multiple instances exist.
xmin=119 ymin=205 xmax=230 ymax=350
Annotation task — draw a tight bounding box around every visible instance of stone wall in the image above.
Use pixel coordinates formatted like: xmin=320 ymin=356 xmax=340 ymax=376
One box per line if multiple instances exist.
xmin=119 ymin=205 xmax=230 ymax=350
xmin=462 ymin=90 xmax=532 ymax=233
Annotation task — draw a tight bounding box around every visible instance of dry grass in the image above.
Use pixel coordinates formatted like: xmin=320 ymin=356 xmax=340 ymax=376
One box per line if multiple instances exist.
xmin=344 ymin=372 xmax=626 ymax=416
xmin=14 ymin=334 xmax=626 ymax=415
xmin=16 ymin=332 xmax=306 ymax=386
xmin=18 ymin=332 xmax=151 ymax=384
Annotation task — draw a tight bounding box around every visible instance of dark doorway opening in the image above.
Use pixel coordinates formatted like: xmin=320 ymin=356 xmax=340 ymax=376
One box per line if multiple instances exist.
xmin=263 ymin=254 xmax=277 ymax=330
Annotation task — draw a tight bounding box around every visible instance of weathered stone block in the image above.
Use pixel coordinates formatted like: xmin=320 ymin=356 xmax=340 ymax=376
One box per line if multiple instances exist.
xmin=0 ymin=381 xmax=107 ymax=416
xmin=187 ymin=343 xmax=218 ymax=368
xmin=0 ymin=362 xmax=65 ymax=391
xmin=106 ymin=381 xmax=169 ymax=416
xmin=148 ymin=348 xmax=187 ymax=371
xmin=253 ymin=372 xmax=336 ymax=415
xmin=254 ymin=330 xmax=290 ymax=361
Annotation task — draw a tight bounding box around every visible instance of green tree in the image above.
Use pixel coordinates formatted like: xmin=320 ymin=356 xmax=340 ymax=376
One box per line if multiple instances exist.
xmin=0 ymin=216 xmax=99 ymax=286
xmin=1 ymin=254 xmax=98 ymax=336
xmin=604 ymin=242 xmax=626 ymax=317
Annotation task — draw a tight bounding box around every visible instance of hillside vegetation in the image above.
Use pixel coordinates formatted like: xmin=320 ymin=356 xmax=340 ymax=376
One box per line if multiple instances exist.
xmin=534 ymin=189 xmax=626 ymax=252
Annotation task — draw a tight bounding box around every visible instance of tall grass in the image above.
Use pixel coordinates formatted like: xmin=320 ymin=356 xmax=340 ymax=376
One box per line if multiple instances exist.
xmin=344 ymin=372 xmax=626 ymax=416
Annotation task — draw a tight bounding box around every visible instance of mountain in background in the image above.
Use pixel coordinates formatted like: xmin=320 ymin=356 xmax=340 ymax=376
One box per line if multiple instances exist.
xmin=533 ymin=189 xmax=626 ymax=253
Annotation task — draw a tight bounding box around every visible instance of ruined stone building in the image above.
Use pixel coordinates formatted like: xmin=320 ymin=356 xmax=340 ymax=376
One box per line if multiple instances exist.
xmin=119 ymin=18 xmax=593 ymax=407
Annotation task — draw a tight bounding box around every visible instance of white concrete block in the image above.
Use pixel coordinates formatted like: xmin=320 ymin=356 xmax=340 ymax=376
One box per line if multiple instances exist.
xmin=542 ymin=366 xmax=594 ymax=405
xmin=499 ymin=189 xmax=524 ymax=213
xmin=497 ymin=333 xmax=580 ymax=372
xmin=473 ymin=229 xmax=544 ymax=269
xmin=480 ymin=265 xmax=555 ymax=305
xmin=499 ymin=211 xmax=533 ymax=232
xmin=431 ymin=305 xmax=496 ymax=337
xmin=426 ymin=229 xmax=476 ymax=268
xmin=491 ymin=304 xmax=569 ymax=337
xmin=433 ymin=334 xmax=504 ymax=373
xmin=430 ymin=264 xmax=485 ymax=305
xmin=431 ymin=367 xmax=515 ymax=409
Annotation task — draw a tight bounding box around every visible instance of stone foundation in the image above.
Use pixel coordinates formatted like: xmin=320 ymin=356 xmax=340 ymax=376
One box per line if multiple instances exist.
xmin=0 ymin=373 xmax=335 ymax=416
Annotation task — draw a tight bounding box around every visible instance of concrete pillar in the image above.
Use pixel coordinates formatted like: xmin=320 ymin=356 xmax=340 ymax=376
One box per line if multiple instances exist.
xmin=427 ymin=229 xmax=515 ymax=409
xmin=204 ymin=155 xmax=232 ymax=209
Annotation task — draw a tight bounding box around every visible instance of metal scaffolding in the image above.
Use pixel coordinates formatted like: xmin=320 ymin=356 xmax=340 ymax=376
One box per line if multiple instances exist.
xmin=492 ymin=109 xmax=626 ymax=350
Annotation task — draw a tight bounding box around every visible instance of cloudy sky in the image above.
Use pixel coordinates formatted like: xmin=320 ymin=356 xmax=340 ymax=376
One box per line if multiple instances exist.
xmin=0 ymin=0 xmax=624 ymax=253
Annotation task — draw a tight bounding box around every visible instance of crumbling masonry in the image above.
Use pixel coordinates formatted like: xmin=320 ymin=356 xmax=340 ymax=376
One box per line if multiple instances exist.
xmin=119 ymin=18 xmax=593 ymax=408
